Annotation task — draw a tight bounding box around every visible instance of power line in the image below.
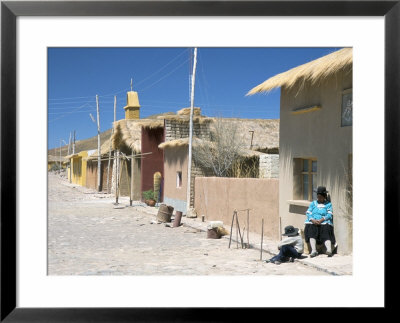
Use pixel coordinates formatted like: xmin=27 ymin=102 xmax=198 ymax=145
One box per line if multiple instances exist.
xmin=48 ymin=50 xmax=190 ymax=102
xmin=135 ymin=49 xmax=189 ymax=88
xmin=138 ymin=57 xmax=190 ymax=92
xmin=48 ymin=103 xmax=92 ymax=123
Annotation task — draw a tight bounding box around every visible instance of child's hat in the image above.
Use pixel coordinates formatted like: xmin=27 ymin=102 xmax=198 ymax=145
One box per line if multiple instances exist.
xmin=282 ymin=225 xmax=299 ymax=236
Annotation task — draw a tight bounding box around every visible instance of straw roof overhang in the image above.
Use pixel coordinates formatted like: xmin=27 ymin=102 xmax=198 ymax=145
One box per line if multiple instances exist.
xmin=247 ymin=48 xmax=352 ymax=95
xmin=86 ymin=138 xmax=113 ymax=160
xmin=112 ymin=119 xmax=142 ymax=153
xmin=158 ymin=137 xmax=205 ymax=150
xmin=136 ymin=119 xmax=164 ymax=129
xmin=160 ymin=114 xmax=212 ymax=124
xmin=158 ymin=138 xmax=189 ymax=149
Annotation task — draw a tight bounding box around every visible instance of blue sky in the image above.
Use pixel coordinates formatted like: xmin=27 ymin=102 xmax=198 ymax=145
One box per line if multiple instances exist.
xmin=48 ymin=47 xmax=340 ymax=149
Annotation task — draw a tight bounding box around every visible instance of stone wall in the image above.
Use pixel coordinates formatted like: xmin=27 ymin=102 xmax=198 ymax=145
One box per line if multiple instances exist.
xmin=164 ymin=119 xmax=212 ymax=142
xmin=259 ymin=154 xmax=279 ymax=179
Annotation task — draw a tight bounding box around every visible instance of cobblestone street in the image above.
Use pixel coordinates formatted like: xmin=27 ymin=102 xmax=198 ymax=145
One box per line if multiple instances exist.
xmin=48 ymin=172 xmax=329 ymax=276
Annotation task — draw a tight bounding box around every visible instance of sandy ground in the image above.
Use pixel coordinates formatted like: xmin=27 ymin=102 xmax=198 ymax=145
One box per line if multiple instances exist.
xmin=48 ymin=172 xmax=329 ymax=276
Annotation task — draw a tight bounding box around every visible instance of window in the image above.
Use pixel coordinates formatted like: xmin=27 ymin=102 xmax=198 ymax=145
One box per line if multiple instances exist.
xmin=301 ymin=158 xmax=317 ymax=201
xmin=176 ymin=171 xmax=182 ymax=188
xmin=341 ymin=88 xmax=352 ymax=127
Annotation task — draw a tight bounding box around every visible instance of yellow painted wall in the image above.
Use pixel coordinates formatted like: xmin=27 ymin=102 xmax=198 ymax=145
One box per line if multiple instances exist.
xmin=70 ymin=151 xmax=88 ymax=186
xmin=125 ymin=107 xmax=140 ymax=120
xmin=48 ymin=161 xmax=67 ymax=171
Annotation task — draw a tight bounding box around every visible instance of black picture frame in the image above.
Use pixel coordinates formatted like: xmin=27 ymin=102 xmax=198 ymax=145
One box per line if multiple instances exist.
xmin=1 ymin=1 xmax=398 ymax=321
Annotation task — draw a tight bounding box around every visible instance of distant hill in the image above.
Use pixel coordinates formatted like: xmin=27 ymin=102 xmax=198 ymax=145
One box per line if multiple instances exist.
xmin=48 ymin=128 xmax=113 ymax=157
xmin=48 ymin=112 xmax=176 ymax=156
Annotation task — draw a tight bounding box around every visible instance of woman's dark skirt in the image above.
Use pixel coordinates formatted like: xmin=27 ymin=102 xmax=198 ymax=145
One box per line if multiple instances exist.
xmin=304 ymin=223 xmax=336 ymax=245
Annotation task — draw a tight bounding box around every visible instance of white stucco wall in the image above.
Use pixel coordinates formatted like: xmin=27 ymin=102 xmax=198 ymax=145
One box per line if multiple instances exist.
xmin=259 ymin=154 xmax=279 ymax=179
xmin=279 ymin=69 xmax=353 ymax=255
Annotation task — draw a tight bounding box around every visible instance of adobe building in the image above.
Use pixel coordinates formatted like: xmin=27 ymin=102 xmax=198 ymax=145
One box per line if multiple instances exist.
xmin=85 ymin=138 xmax=114 ymax=192
xmin=248 ymin=48 xmax=353 ymax=255
xmin=159 ymin=113 xmax=279 ymax=213
xmin=111 ymin=88 xmax=166 ymax=201
xmin=65 ymin=149 xmax=95 ymax=186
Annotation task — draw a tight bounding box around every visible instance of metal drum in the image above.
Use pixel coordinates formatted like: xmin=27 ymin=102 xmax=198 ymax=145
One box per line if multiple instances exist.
xmin=173 ymin=211 xmax=183 ymax=227
xmin=157 ymin=204 xmax=174 ymax=223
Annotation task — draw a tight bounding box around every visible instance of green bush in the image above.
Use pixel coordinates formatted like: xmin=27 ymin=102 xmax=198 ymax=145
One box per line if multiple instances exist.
xmin=142 ymin=190 xmax=156 ymax=201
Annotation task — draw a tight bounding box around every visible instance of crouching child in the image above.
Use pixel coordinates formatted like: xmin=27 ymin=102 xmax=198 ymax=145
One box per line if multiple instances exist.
xmin=266 ymin=225 xmax=304 ymax=265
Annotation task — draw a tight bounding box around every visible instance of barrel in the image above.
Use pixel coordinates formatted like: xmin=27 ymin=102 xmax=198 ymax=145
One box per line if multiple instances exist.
xmin=173 ymin=211 xmax=183 ymax=227
xmin=157 ymin=204 xmax=174 ymax=223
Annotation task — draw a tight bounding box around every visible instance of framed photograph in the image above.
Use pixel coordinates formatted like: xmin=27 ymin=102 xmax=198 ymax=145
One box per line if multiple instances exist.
xmin=1 ymin=0 xmax=398 ymax=320
xmin=341 ymin=88 xmax=353 ymax=127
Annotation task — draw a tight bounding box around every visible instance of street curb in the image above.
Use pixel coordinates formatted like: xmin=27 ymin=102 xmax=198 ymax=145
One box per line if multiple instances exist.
xmin=138 ymin=208 xmax=343 ymax=276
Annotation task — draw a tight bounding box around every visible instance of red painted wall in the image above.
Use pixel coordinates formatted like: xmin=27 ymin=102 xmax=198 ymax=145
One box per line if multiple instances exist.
xmin=141 ymin=127 xmax=164 ymax=201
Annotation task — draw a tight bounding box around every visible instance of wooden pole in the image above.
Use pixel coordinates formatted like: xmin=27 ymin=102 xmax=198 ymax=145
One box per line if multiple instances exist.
xmin=96 ymin=95 xmax=101 ymax=192
xmin=260 ymin=218 xmax=264 ymax=261
xmin=247 ymin=209 xmax=250 ymax=249
xmin=124 ymin=158 xmax=131 ymax=201
xmin=236 ymin=213 xmax=244 ymax=248
xmin=186 ymin=47 xmax=197 ymax=212
xmin=107 ymin=96 xmax=116 ymax=194
xmin=73 ymin=130 xmax=76 ymax=154
xmin=228 ymin=211 xmax=235 ymax=249
xmin=130 ymin=151 xmax=134 ymax=206
xmin=115 ymin=150 xmax=119 ymax=204
xmin=59 ymin=140 xmax=61 ymax=171
xmin=68 ymin=132 xmax=72 ymax=155
xmin=236 ymin=211 xmax=239 ymax=249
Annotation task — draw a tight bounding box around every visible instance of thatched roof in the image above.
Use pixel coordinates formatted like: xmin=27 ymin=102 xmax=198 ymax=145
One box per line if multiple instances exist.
xmin=112 ymin=119 xmax=143 ymax=153
xmin=177 ymin=107 xmax=201 ymax=116
xmin=86 ymin=138 xmax=113 ymax=160
xmin=247 ymin=48 xmax=352 ymax=95
xmin=159 ymin=114 xmax=212 ymax=124
xmin=216 ymin=118 xmax=279 ymax=151
xmin=158 ymin=137 xmax=205 ymax=149
xmin=136 ymin=119 xmax=164 ymax=129
xmin=159 ymin=118 xmax=279 ymax=152
xmin=158 ymin=138 xmax=189 ymax=149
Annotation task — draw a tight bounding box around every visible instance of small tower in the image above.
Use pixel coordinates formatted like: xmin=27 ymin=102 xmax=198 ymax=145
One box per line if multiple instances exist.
xmin=124 ymin=79 xmax=140 ymax=120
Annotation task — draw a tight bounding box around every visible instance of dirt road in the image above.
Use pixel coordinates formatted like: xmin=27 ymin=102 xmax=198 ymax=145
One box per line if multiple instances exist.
xmin=48 ymin=172 xmax=328 ymax=275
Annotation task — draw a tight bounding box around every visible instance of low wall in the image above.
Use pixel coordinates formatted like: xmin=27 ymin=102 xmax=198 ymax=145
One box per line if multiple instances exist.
xmin=194 ymin=177 xmax=279 ymax=240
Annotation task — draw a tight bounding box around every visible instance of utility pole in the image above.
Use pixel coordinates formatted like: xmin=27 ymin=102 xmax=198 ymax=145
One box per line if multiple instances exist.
xmin=73 ymin=130 xmax=76 ymax=154
xmin=130 ymin=150 xmax=134 ymax=206
xmin=96 ymin=95 xmax=101 ymax=192
xmin=59 ymin=139 xmax=67 ymax=173
xmin=114 ymin=95 xmax=119 ymax=205
xmin=68 ymin=132 xmax=72 ymax=155
xmin=107 ymin=96 xmax=116 ymax=194
xmin=59 ymin=139 xmax=62 ymax=171
xmin=186 ymin=47 xmax=198 ymax=212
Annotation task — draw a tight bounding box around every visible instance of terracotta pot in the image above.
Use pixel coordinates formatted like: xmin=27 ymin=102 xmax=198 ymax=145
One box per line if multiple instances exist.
xmin=146 ymin=199 xmax=156 ymax=207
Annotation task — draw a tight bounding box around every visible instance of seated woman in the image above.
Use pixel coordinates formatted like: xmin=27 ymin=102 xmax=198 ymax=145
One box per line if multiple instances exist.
xmin=304 ymin=186 xmax=336 ymax=257
xmin=265 ymin=225 xmax=304 ymax=265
